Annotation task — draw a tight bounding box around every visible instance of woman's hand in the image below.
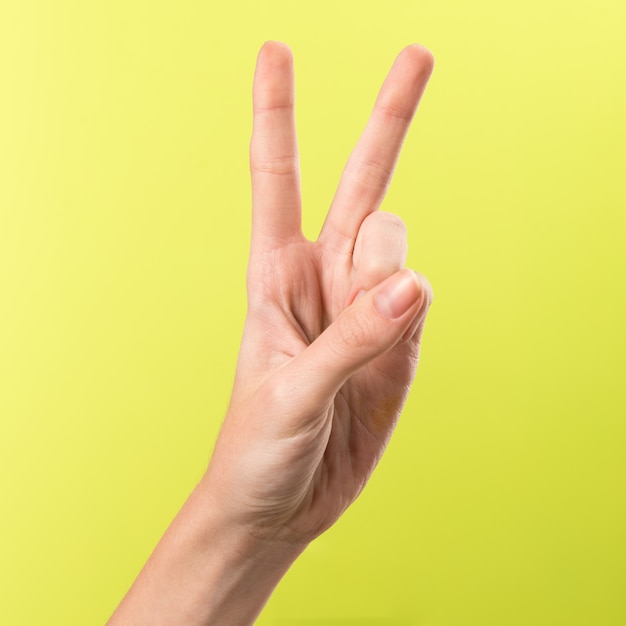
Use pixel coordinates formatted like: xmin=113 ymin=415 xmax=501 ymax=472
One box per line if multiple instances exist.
xmin=205 ymin=41 xmax=434 ymax=546
xmin=107 ymin=41 xmax=435 ymax=626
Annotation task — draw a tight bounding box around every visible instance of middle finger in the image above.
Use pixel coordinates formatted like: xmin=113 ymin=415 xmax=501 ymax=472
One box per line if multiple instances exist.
xmin=318 ymin=44 xmax=434 ymax=251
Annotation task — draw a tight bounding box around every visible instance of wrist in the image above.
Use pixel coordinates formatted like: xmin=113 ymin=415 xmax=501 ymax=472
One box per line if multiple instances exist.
xmin=107 ymin=473 xmax=307 ymax=626
xmin=193 ymin=472 xmax=309 ymax=622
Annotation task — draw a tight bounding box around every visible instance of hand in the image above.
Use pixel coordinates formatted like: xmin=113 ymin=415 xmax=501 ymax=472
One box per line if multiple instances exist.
xmin=107 ymin=42 xmax=435 ymax=626
xmin=205 ymin=41 xmax=435 ymax=545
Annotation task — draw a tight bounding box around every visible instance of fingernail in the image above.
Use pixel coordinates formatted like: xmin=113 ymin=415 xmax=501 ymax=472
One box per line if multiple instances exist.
xmin=373 ymin=270 xmax=422 ymax=319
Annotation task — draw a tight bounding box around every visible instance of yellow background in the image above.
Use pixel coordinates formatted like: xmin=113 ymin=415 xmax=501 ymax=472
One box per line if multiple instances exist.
xmin=1 ymin=1 xmax=625 ymax=624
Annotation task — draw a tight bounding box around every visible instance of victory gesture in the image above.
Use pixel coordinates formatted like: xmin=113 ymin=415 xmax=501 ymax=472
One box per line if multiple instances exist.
xmin=107 ymin=41 xmax=435 ymax=626
xmin=206 ymin=41 xmax=435 ymax=542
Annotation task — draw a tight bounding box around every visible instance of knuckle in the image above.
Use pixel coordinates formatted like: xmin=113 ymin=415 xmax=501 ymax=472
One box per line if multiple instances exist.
xmin=253 ymin=101 xmax=293 ymax=114
xmin=361 ymin=255 xmax=397 ymax=277
xmin=261 ymin=375 xmax=291 ymax=414
xmin=335 ymin=309 xmax=376 ymax=352
xmin=346 ymin=156 xmax=394 ymax=192
xmin=250 ymin=153 xmax=299 ymax=177
xmin=375 ymin=100 xmax=414 ymax=122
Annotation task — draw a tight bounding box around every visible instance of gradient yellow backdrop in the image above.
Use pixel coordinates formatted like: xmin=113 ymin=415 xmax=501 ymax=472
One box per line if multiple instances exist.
xmin=1 ymin=1 xmax=625 ymax=624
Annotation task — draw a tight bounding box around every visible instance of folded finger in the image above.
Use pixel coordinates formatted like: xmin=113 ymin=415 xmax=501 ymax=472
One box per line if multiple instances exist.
xmin=347 ymin=211 xmax=408 ymax=306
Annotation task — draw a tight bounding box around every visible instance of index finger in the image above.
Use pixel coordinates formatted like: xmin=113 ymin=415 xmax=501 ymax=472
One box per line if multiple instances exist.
xmin=249 ymin=41 xmax=303 ymax=253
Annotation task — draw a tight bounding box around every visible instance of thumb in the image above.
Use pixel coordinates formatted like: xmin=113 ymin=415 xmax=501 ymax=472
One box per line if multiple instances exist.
xmin=282 ymin=268 xmax=429 ymax=412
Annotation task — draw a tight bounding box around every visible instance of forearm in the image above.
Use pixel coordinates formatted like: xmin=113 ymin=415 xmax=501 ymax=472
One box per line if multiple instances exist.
xmin=106 ymin=40 xmax=434 ymax=625
xmin=106 ymin=473 xmax=307 ymax=626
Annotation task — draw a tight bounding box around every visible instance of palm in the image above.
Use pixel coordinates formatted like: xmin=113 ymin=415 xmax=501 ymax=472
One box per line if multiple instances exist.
xmin=217 ymin=42 xmax=434 ymax=541
xmin=266 ymin=238 xmax=418 ymax=425
xmin=242 ymin=233 xmax=417 ymax=535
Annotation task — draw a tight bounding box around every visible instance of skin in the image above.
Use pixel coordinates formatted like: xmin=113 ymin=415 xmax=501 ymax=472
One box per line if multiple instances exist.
xmin=107 ymin=40 xmax=434 ymax=625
